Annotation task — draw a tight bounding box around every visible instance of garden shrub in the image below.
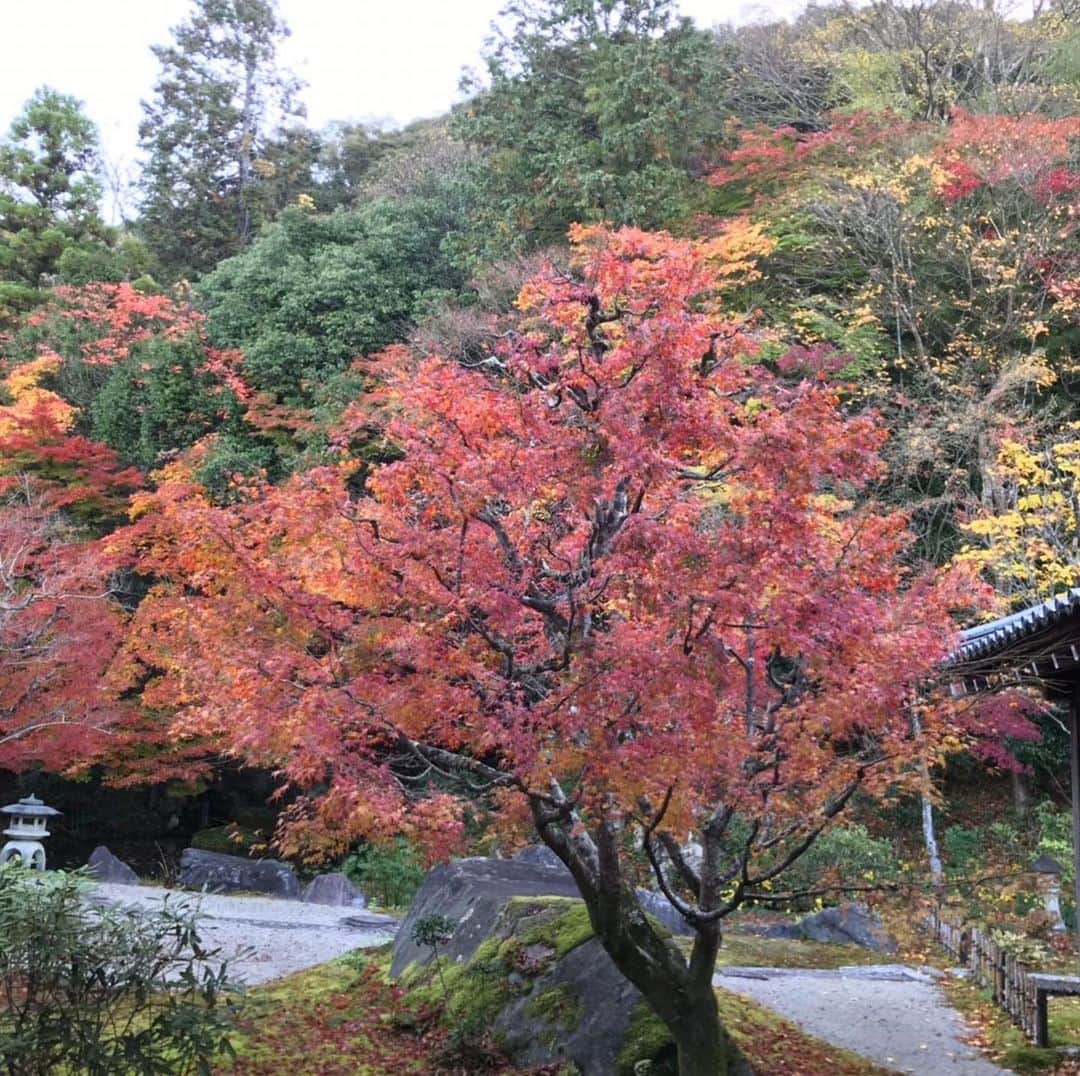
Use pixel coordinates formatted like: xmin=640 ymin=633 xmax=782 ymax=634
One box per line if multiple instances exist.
xmin=775 ymin=823 xmax=898 ymax=906
xmin=944 ymin=824 xmax=984 ymax=875
xmin=1035 ymin=801 xmax=1074 ymax=887
xmin=343 ymin=837 xmax=425 ymax=910
xmin=0 ymin=864 xmax=240 ymax=1076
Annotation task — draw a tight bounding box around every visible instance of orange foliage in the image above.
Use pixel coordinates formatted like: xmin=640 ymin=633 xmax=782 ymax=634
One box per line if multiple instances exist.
xmin=104 ymin=226 xmax=982 ymax=883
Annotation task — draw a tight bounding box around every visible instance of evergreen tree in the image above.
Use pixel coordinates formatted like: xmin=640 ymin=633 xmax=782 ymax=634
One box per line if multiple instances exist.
xmin=0 ymin=88 xmax=108 ymax=318
xmin=454 ymin=0 xmax=728 ymax=261
xmin=137 ymin=0 xmax=304 ymax=280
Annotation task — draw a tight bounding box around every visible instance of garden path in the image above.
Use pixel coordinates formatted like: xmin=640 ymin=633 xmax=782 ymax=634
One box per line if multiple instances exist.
xmin=715 ymin=965 xmax=1012 ymax=1074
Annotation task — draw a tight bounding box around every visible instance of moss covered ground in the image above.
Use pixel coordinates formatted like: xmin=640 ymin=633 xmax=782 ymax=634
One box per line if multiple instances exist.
xmin=222 ymin=948 xmax=896 ymax=1075
xmin=221 ymin=899 xmax=903 ymax=1076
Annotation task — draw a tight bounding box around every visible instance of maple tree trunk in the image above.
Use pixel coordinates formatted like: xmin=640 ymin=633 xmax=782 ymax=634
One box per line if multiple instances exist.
xmin=535 ymin=812 xmax=740 ymax=1074
xmin=657 ymin=976 xmax=731 ymax=1076
xmin=591 ymin=900 xmax=734 ymax=1075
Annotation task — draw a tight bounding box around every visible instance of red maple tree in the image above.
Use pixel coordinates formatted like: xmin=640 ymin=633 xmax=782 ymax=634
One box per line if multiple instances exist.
xmin=0 ymin=482 xmax=127 ymax=772
xmin=107 ymin=226 xmax=977 ymax=1071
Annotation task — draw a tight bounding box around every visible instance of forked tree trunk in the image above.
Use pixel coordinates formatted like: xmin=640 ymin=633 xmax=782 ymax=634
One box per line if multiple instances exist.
xmin=587 ymin=891 xmax=734 ymax=1075
xmin=656 ymin=974 xmax=731 ymax=1076
xmin=533 ymin=806 xmax=744 ymax=1074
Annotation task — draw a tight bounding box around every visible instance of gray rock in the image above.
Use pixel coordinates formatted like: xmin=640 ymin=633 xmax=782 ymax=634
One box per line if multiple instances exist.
xmin=86 ymin=845 xmax=139 ymax=885
xmin=302 ymin=872 xmax=367 ymax=908
xmin=798 ymin=902 xmax=898 ymax=953
xmin=341 ymin=911 xmax=400 ymax=933
xmin=742 ymin=921 xmax=805 ymax=941
xmin=400 ymin=894 xmax=753 ymax=1076
xmin=390 ymin=856 xmax=580 ymax=978
xmin=493 ymin=932 xmax=648 ymax=1072
xmin=635 ymin=888 xmax=694 ymax=936
xmin=512 ymin=844 xmax=568 ymax=871
xmin=177 ymin=847 xmax=300 ymax=899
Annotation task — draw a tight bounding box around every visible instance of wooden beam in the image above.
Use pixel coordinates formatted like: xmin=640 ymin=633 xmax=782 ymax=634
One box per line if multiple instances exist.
xmin=1071 ymin=687 xmax=1080 ymax=952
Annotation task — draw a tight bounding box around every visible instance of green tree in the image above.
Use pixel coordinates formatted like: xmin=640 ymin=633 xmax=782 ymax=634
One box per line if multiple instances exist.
xmin=199 ymin=195 xmax=467 ymax=404
xmin=453 ymin=0 xmax=728 ymax=261
xmin=138 ymin=0 xmax=304 ymax=279
xmin=90 ymin=335 xmax=231 ymax=470
xmin=0 ymin=88 xmax=109 ymax=318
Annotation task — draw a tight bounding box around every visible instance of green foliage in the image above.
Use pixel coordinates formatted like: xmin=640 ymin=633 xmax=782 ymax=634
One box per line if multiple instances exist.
xmin=453 ymin=0 xmax=728 ymax=260
xmin=0 ymin=87 xmax=110 ymax=313
xmin=985 ymin=820 xmax=1023 ymax=859
xmin=190 ymin=824 xmax=265 ymax=856
xmin=987 ymin=926 xmax=1052 ymax=966
xmin=1035 ymin=801 xmax=1074 ymax=890
xmin=410 ymin=914 xmax=457 ymax=999
xmin=342 ymin=838 xmax=425 ymax=910
xmin=771 ymin=824 xmax=898 ymax=904
xmin=410 ymin=914 xmax=456 ymax=952
xmin=944 ymin=824 xmax=985 ymax=876
xmin=90 ymin=335 xmax=233 ymax=469
xmin=0 ymin=864 xmax=240 ymax=1075
xmin=56 ymin=234 xmax=155 ymax=287
xmin=194 ymin=434 xmax=280 ymax=504
xmin=199 ymin=198 xmax=465 ymax=402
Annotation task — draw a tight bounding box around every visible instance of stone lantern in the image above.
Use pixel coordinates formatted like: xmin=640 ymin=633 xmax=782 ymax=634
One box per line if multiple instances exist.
xmin=0 ymin=795 xmax=61 ymax=870
xmin=1029 ymin=854 xmax=1068 ymax=934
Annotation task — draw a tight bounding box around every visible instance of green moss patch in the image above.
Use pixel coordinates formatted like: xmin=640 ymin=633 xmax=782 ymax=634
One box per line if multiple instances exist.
xmin=715 ymin=930 xmax=885 ymax=970
xmin=406 ymin=897 xmax=597 ymax=1030
xmin=617 ymin=1000 xmax=677 ymax=1075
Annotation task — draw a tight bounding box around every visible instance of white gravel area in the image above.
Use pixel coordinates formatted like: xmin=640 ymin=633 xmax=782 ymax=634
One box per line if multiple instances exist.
xmin=86 ymin=885 xmax=1014 ymax=1072
xmin=89 ymin=882 xmax=398 ymax=985
xmin=715 ymin=966 xmax=1013 ymax=1075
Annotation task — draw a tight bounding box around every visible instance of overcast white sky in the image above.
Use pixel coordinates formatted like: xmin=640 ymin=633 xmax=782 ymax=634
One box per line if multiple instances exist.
xmin=0 ymin=0 xmax=802 ymax=178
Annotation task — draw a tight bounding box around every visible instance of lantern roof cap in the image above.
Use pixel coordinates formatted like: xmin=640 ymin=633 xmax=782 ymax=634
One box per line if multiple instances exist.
xmin=1030 ymin=854 xmax=1064 ymax=875
xmin=0 ymin=795 xmax=61 ymax=818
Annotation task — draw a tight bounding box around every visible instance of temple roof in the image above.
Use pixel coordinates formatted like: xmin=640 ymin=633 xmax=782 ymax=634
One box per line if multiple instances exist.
xmin=951 ymin=588 xmax=1080 ymax=695
xmin=957 ymin=588 xmax=1080 ymax=663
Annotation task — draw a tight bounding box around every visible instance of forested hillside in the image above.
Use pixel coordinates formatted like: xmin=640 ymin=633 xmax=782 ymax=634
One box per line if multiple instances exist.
xmin=6 ymin=0 xmax=1080 ymax=1069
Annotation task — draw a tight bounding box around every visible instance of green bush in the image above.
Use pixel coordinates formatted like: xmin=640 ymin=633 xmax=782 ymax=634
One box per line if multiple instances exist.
xmin=943 ymin=824 xmax=984 ymax=876
xmin=0 ymin=864 xmax=240 ymax=1075
xmin=342 ymin=838 xmax=425 ymax=910
xmin=1035 ymin=800 xmax=1074 ymax=887
xmin=778 ymin=823 xmax=898 ymax=906
xmin=199 ymin=198 xmax=466 ymax=404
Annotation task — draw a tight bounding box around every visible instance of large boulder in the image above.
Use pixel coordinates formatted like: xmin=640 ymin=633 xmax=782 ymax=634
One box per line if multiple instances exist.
xmin=512 ymin=844 xmax=568 ymax=871
xmin=399 ymin=895 xmax=752 ymax=1075
xmin=391 ymin=856 xmax=579 ymax=978
xmin=301 ymin=872 xmax=367 ymax=907
xmin=635 ymin=888 xmax=694 ymax=937
xmin=86 ymin=845 xmax=139 ymax=885
xmin=177 ymin=847 xmax=300 ymax=899
xmin=486 ymin=902 xmax=653 ymax=1074
xmin=797 ymin=902 xmax=898 ymax=953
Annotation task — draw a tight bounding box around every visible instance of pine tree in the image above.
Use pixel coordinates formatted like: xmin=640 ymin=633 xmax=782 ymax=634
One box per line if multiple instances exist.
xmin=0 ymin=88 xmax=107 ymax=318
xmin=137 ymin=0 xmax=303 ymax=280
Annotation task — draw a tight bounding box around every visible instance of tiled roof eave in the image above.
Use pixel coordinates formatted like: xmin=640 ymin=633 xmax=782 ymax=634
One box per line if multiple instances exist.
xmin=955 ymin=587 xmax=1080 ymax=664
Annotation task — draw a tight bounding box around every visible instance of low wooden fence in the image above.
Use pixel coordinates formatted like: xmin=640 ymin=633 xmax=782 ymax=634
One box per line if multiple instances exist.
xmin=922 ymin=908 xmax=1080 ymax=1046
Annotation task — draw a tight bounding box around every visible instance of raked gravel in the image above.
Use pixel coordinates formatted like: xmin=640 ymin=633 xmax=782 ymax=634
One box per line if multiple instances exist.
xmin=89 ymin=882 xmax=397 ymax=985
xmin=87 ymin=884 xmax=1015 ymax=1072
xmin=714 ymin=964 xmax=1013 ymax=1075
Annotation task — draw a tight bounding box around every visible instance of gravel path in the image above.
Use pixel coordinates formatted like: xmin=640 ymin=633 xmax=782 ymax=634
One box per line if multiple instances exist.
xmin=714 ymin=965 xmax=1012 ymax=1075
xmin=88 ymin=885 xmax=1013 ymax=1072
xmin=90 ymin=882 xmax=398 ymax=985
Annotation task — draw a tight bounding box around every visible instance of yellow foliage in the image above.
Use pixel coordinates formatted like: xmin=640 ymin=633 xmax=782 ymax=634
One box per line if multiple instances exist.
xmin=957 ymin=429 xmax=1080 ymax=601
